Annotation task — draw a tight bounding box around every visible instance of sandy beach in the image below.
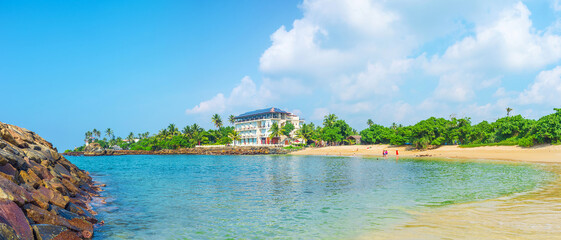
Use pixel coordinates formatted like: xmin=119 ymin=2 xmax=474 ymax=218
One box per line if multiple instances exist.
xmin=291 ymin=144 xmax=561 ymax=163
xmin=292 ymin=145 xmax=561 ymax=239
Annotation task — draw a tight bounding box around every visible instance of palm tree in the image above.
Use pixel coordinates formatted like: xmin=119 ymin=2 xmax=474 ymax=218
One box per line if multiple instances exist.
xmin=105 ymin=128 xmax=114 ymax=140
xmin=269 ymin=122 xmax=282 ymax=141
xmin=127 ymin=132 xmax=135 ymax=143
xmin=506 ymin=107 xmax=513 ymax=117
xmin=229 ymin=115 xmax=236 ymax=125
xmin=85 ymin=131 xmax=93 ymax=144
xmin=367 ymin=119 xmax=374 ymax=127
xmin=212 ymin=114 xmax=223 ymax=129
xmin=167 ymin=124 xmax=179 ymax=136
xmin=228 ymin=131 xmax=240 ymax=146
xmin=182 ymin=125 xmax=192 ymax=137
xmin=92 ymin=129 xmax=101 ymax=140
xmin=323 ymin=114 xmax=338 ymax=127
xmin=143 ymin=132 xmax=150 ymax=138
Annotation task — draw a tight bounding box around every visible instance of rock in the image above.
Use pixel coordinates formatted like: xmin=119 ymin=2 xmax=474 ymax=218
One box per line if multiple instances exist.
xmin=67 ymin=218 xmax=92 ymax=238
xmin=60 ymin=180 xmax=79 ymax=197
xmin=0 ymin=200 xmax=33 ymax=240
xmin=48 ymin=206 xmax=80 ymax=221
xmin=65 ymin=203 xmax=94 ymax=222
xmin=55 ymin=230 xmax=81 ymax=240
xmin=0 ymin=176 xmax=32 ymax=206
xmin=0 ymin=222 xmax=19 ymax=240
xmin=19 ymin=170 xmax=41 ymax=188
xmin=53 ymin=164 xmax=70 ymax=178
xmin=32 ymin=224 xmax=68 ymax=240
xmin=0 ymin=130 xmax=17 ymax=148
xmin=0 ymin=164 xmax=17 ymax=178
xmin=23 ymin=204 xmax=77 ymax=232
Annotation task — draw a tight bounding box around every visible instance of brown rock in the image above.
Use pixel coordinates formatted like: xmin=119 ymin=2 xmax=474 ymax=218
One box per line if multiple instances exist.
xmin=68 ymin=218 xmax=92 ymax=235
xmin=23 ymin=204 xmax=77 ymax=231
xmin=53 ymin=230 xmax=81 ymax=240
xmin=0 ymin=199 xmax=33 ymax=240
xmin=19 ymin=170 xmax=41 ymax=188
xmin=32 ymin=224 xmax=68 ymax=240
xmin=60 ymin=180 xmax=79 ymax=197
xmin=30 ymin=191 xmax=49 ymax=209
xmin=0 ymin=175 xmax=32 ymax=206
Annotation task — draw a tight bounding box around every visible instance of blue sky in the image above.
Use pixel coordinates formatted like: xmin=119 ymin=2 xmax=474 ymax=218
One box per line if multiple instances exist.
xmin=2 ymin=0 xmax=561 ymax=150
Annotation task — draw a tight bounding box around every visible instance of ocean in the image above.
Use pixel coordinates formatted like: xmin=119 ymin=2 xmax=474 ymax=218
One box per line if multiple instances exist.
xmin=67 ymin=155 xmax=552 ymax=239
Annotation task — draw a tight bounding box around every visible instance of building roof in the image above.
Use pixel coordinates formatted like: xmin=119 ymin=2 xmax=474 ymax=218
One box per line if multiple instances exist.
xmin=235 ymin=107 xmax=289 ymax=119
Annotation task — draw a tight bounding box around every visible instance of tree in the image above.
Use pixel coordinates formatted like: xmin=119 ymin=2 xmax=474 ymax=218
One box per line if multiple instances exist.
xmin=323 ymin=114 xmax=338 ymax=128
xmin=105 ymin=128 xmax=114 ymax=140
xmin=367 ymin=119 xmax=374 ymax=127
xmin=269 ymin=122 xmax=282 ymax=140
xmin=167 ymin=124 xmax=179 ymax=136
xmin=84 ymin=131 xmax=92 ymax=143
xmin=212 ymin=114 xmax=223 ymax=129
xmin=228 ymin=131 xmax=240 ymax=146
xmin=506 ymin=107 xmax=513 ymax=117
xmin=282 ymin=122 xmax=295 ymax=140
xmin=92 ymin=129 xmax=100 ymax=140
xmin=127 ymin=132 xmax=135 ymax=143
xmin=229 ymin=115 xmax=236 ymax=125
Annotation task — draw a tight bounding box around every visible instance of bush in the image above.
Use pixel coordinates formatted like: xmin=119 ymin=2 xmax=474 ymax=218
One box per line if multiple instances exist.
xmin=518 ymin=136 xmax=535 ymax=147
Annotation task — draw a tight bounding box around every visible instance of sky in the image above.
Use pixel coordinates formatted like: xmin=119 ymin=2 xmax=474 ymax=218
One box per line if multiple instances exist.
xmin=2 ymin=0 xmax=561 ymax=151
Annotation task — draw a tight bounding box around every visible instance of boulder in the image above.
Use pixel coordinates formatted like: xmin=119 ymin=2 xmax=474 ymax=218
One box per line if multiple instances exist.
xmin=67 ymin=218 xmax=92 ymax=238
xmin=55 ymin=230 xmax=81 ymax=240
xmin=23 ymin=204 xmax=77 ymax=232
xmin=31 ymin=224 xmax=67 ymax=240
xmin=0 ymin=222 xmax=18 ymax=240
xmin=48 ymin=206 xmax=80 ymax=221
xmin=0 ymin=200 xmax=33 ymax=240
xmin=0 ymin=164 xmax=17 ymax=178
xmin=65 ymin=203 xmax=94 ymax=222
xmin=0 ymin=176 xmax=32 ymax=206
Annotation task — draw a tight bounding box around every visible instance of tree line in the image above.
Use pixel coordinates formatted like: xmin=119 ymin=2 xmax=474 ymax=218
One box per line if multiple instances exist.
xmin=70 ymin=108 xmax=561 ymax=152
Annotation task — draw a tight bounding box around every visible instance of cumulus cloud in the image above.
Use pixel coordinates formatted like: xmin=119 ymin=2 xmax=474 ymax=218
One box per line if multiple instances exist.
xmin=519 ymin=66 xmax=561 ymax=105
xmin=188 ymin=0 xmax=561 ymax=126
xmin=186 ymin=76 xmax=264 ymax=114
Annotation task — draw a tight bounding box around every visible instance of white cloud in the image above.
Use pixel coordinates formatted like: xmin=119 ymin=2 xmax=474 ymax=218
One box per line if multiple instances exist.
xmin=429 ymin=2 xmax=561 ymax=73
xmin=186 ymin=76 xmax=265 ymax=114
xmin=188 ymin=0 xmax=561 ymax=127
xmin=519 ymin=66 xmax=561 ymax=104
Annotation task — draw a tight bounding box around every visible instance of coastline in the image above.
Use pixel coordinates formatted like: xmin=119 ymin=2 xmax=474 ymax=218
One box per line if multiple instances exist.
xmin=290 ymin=144 xmax=561 ymax=163
xmin=63 ymin=146 xmax=293 ymax=157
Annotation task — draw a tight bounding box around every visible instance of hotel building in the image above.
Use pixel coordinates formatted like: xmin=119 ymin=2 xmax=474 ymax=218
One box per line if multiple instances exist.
xmin=233 ymin=107 xmax=304 ymax=146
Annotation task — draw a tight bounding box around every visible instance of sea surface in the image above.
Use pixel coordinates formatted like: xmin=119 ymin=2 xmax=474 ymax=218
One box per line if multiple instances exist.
xmin=67 ymin=155 xmax=553 ymax=239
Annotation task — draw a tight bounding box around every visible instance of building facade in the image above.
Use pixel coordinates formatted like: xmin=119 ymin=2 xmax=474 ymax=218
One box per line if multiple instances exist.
xmin=234 ymin=107 xmax=304 ymax=146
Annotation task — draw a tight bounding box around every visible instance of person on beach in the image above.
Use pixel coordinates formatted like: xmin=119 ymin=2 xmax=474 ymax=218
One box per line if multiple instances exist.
xmin=396 ymin=150 xmax=399 ymax=156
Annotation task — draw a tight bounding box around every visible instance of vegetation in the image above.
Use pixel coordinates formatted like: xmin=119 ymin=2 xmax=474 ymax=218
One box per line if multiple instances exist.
xmin=71 ymin=108 xmax=561 ymax=152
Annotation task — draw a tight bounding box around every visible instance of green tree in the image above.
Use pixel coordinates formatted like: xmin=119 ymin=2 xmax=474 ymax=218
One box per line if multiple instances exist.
xmin=506 ymin=107 xmax=513 ymax=117
xmin=367 ymin=119 xmax=374 ymax=127
xmin=323 ymin=114 xmax=338 ymax=128
xmin=269 ymin=122 xmax=282 ymax=140
xmin=105 ymin=128 xmax=114 ymax=140
xmin=229 ymin=115 xmax=235 ymax=125
xmin=212 ymin=114 xmax=223 ymax=129
xmin=228 ymin=131 xmax=240 ymax=146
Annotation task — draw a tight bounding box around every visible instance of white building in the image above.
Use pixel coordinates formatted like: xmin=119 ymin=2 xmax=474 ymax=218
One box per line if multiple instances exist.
xmin=234 ymin=107 xmax=304 ymax=146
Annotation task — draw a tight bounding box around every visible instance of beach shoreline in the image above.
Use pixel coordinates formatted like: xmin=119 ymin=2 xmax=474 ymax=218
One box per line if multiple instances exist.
xmin=290 ymin=144 xmax=561 ymax=163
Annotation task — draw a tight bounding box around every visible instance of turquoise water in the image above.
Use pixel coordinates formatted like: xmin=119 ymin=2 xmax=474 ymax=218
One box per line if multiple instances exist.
xmin=68 ymin=155 xmax=551 ymax=239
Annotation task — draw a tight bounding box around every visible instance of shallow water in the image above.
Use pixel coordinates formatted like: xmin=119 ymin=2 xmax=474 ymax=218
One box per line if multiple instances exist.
xmin=68 ymin=155 xmax=552 ymax=239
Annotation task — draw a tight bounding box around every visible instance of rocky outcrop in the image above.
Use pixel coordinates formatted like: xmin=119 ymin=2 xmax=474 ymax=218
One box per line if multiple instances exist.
xmin=0 ymin=122 xmax=98 ymax=239
xmin=65 ymin=146 xmax=294 ymax=157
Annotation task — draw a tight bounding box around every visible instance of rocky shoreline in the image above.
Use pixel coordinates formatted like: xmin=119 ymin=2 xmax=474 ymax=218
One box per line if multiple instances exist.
xmin=63 ymin=143 xmax=294 ymax=157
xmin=0 ymin=122 xmax=100 ymax=239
